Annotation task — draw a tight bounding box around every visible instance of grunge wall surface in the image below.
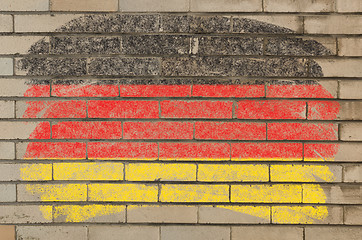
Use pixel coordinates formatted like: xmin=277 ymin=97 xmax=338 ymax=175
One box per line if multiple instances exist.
xmin=0 ymin=0 xmax=361 ymax=240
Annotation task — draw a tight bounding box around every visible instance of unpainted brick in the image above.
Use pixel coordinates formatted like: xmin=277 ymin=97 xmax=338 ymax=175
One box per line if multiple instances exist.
xmin=0 ymin=205 xmax=52 ymax=223
xmin=264 ymin=0 xmax=335 ymax=12
xmin=161 ymin=226 xmax=230 ymax=240
xmin=344 ymin=206 xmax=362 ymax=225
xmin=308 ymin=101 xmax=362 ymax=120
xmin=0 ymin=101 xmax=15 ymax=118
xmin=89 ymin=226 xmax=159 ymax=240
xmin=315 ymin=59 xmax=362 ymax=77
xmin=340 ymin=81 xmax=362 ymax=99
xmin=50 ymin=0 xmax=118 ymax=11
xmin=190 ymin=0 xmax=262 ymax=12
xmin=338 ymin=38 xmax=362 ymax=56
xmin=120 ymin=0 xmax=189 ymax=12
xmin=0 ymin=184 xmax=16 ymax=202
xmin=0 ymin=164 xmax=51 ymax=181
xmin=127 ymin=205 xmax=198 ymax=223
xmin=0 ymin=142 xmax=15 ymax=160
xmin=0 ymin=225 xmax=15 ymax=240
xmin=0 ymin=79 xmax=50 ymax=97
xmin=0 ymin=36 xmax=49 ymax=54
xmin=304 ymin=16 xmax=362 ymax=34
xmin=0 ymin=15 xmax=13 ymax=33
xmin=336 ymin=0 xmax=362 ymax=12
xmin=305 ymin=143 xmax=362 ymax=162
xmin=344 ymin=165 xmax=362 ymax=182
xmin=14 ymin=14 xmax=81 ymax=32
xmin=304 ymin=185 xmax=362 ymax=204
xmin=17 ymin=226 xmax=87 ymax=240
xmin=341 ymin=123 xmax=362 ymax=141
xmin=305 ymin=227 xmax=362 ymax=240
xmin=0 ymin=122 xmax=50 ymax=139
xmin=231 ymin=226 xmax=303 ymax=240
xmin=0 ymin=0 xmax=49 ymax=11
xmin=0 ymin=58 xmax=13 ymax=76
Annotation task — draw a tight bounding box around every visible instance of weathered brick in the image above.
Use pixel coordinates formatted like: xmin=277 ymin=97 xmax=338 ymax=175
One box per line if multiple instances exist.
xmin=89 ymin=226 xmax=159 ymax=240
xmin=14 ymin=14 xmax=80 ymax=32
xmin=340 ymin=81 xmax=362 ymax=99
xmin=160 ymin=15 xmax=190 ymax=33
xmin=271 ymin=165 xmax=342 ymax=182
xmin=341 ymin=123 xmax=362 ymax=141
xmin=52 ymin=80 xmax=118 ymax=97
xmin=336 ymin=0 xmax=362 ymax=12
xmin=338 ymin=38 xmax=362 ymax=56
xmin=265 ymin=37 xmax=336 ymax=56
xmin=0 ymin=184 xmax=16 ymax=202
xmin=54 ymin=163 xmax=124 ymax=180
xmin=304 ymin=185 xmax=361 ymax=204
xmin=0 ymin=36 xmax=49 ymax=54
xmin=305 ymin=227 xmax=362 ymax=240
xmin=0 ymin=79 xmax=50 ymax=97
xmin=190 ymin=0 xmax=262 ymax=12
xmin=0 ymin=225 xmax=14 ymax=240
xmin=189 ymin=16 xmax=231 ymax=33
xmin=314 ymin=59 xmax=362 ymax=77
xmin=54 ymin=205 xmax=126 ymax=223
xmin=120 ymin=0 xmax=189 ymax=12
xmin=17 ymin=226 xmax=87 ymax=240
xmin=0 ymin=15 xmax=12 ymax=33
xmin=88 ymin=184 xmax=158 ymax=202
xmin=232 ymin=16 xmax=303 ymax=33
xmin=264 ymin=0 xmax=335 ymax=12
xmin=161 ymin=226 xmax=230 ymax=240
xmin=0 ymin=164 xmax=51 ymax=181
xmin=304 ymin=143 xmax=362 ymax=162
xmin=16 ymin=101 xmax=86 ymax=118
xmin=231 ymin=226 xmax=303 ymax=240
xmin=0 ymin=58 xmax=13 ymax=76
xmin=0 ymin=0 xmax=49 ymax=11
xmin=51 ymin=0 xmax=118 ymax=11
xmin=16 ymin=57 xmax=87 ymax=76
xmin=305 ymin=16 xmax=362 ymax=34
xmin=344 ymin=165 xmax=362 ymax=182
xmin=309 ymin=101 xmax=362 ymax=120
xmin=0 ymin=142 xmax=15 ymax=160
xmin=88 ymin=57 xmax=159 ymax=76
xmin=120 ymin=82 xmax=191 ymax=97
xmin=122 ymin=35 xmax=190 ymax=55
xmin=126 ymin=163 xmax=196 ymax=181
xmin=50 ymin=37 xmax=121 ymax=54
xmin=18 ymin=184 xmax=87 ymax=202
xmin=199 ymin=206 xmax=270 ymax=224
xmin=123 ymin=122 xmax=193 ymax=139
xmin=127 ymin=205 xmax=198 ymax=223
xmin=198 ymin=164 xmax=268 ymax=182
xmin=345 ymin=206 xmax=362 ymax=225
xmin=0 ymin=122 xmax=50 ymax=139
xmin=0 ymin=101 xmax=14 ymax=118
xmin=273 ymin=206 xmax=343 ymax=224
xmin=0 ymin=205 xmax=52 ymax=223
xmin=195 ymin=122 xmax=266 ymax=140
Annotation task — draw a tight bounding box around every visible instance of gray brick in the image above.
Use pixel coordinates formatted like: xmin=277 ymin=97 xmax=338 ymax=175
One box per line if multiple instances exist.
xmin=314 ymin=59 xmax=362 ymax=78
xmin=0 ymin=205 xmax=52 ymax=223
xmin=0 ymin=79 xmax=49 ymax=97
xmin=0 ymin=164 xmax=51 ymax=181
xmin=344 ymin=165 xmax=362 ymax=182
xmin=345 ymin=206 xmax=362 ymax=225
xmin=264 ymin=0 xmax=335 ymax=12
xmin=50 ymin=0 xmax=118 ymax=11
xmin=160 ymin=15 xmax=190 ymax=33
xmin=0 ymin=58 xmax=13 ymax=76
xmin=341 ymin=123 xmax=362 ymax=141
xmin=89 ymin=226 xmax=159 ymax=240
xmin=305 ymin=16 xmax=362 ymax=34
xmin=196 ymin=36 xmax=263 ymax=55
xmin=15 ymin=15 xmax=81 ymax=33
xmin=50 ymin=37 xmax=121 ymax=54
xmin=336 ymin=0 xmax=362 ymax=12
xmin=325 ymin=143 xmax=362 ymax=162
xmin=190 ymin=0 xmax=262 ymax=12
xmin=340 ymin=80 xmax=362 ymax=99
xmin=199 ymin=206 xmax=270 ymax=224
xmin=232 ymin=226 xmax=303 ymax=240
xmin=0 ymin=142 xmax=15 ymax=160
xmin=17 ymin=226 xmax=87 ymax=240
xmin=161 ymin=226 xmax=230 ymax=240
xmin=0 ymin=15 xmax=13 ymax=33
xmin=336 ymin=102 xmax=362 ymax=120
xmin=0 ymin=122 xmax=49 ymax=139
xmin=0 ymin=101 xmax=14 ymax=118
xmin=127 ymin=205 xmax=197 ymax=223
xmin=0 ymin=36 xmax=49 ymax=54
xmin=15 ymin=58 xmax=87 ymax=76
xmin=265 ymin=37 xmax=335 ymax=56
xmin=0 ymin=0 xmax=49 ymax=11
xmin=338 ymin=38 xmax=362 ymax=56
xmin=122 ymin=35 xmax=190 ymax=55
xmin=305 ymin=227 xmax=362 ymax=240
xmin=120 ymin=0 xmax=189 ymax=12
xmin=88 ymin=57 xmax=159 ymax=76
xmin=304 ymin=185 xmax=362 ymax=204
xmin=0 ymin=184 xmax=16 ymax=202
xmin=162 ymin=57 xmax=310 ymax=77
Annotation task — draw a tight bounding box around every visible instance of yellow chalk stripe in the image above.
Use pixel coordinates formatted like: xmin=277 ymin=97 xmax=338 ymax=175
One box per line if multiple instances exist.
xmin=160 ymin=184 xmax=229 ymax=202
xmin=304 ymin=158 xmax=335 ymax=162
xmin=20 ymin=164 xmax=52 ymax=181
xmin=38 ymin=206 xmax=53 ymax=220
xmin=88 ymin=158 xmax=157 ymax=161
xmin=231 ymin=184 xmax=302 ymax=203
xmin=272 ymin=206 xmax=329 ymax=224
xmin=54 ymin=205 xmax=125 ymax=222
xmin=271 ymin=165 xmax=336 ymax=182
xmin=303 ymin=184 xmax=327 ymax=203
xmin=198 ymin=164 xmax=268 ymax=182
xmin=160 ymin=158 xmax=229 ymax=161
xmin=219 ymin=205 xmax=270 ymax=220
xmin=88 ymin=184 xmax=158 ymax=202
xmin=126 ymin=163 xmax=196 ymax=181
xmin=53 ymin=162 xmax=124 ymax=181
xmin=231 ymin=158 xmax=302 ymax=161
xmin=25 ymin=184 xmax=87 ymax=201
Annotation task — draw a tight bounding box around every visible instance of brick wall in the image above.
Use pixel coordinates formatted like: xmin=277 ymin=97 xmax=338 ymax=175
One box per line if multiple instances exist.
xmin=0 ymin=1 xmax=361 ymax=240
